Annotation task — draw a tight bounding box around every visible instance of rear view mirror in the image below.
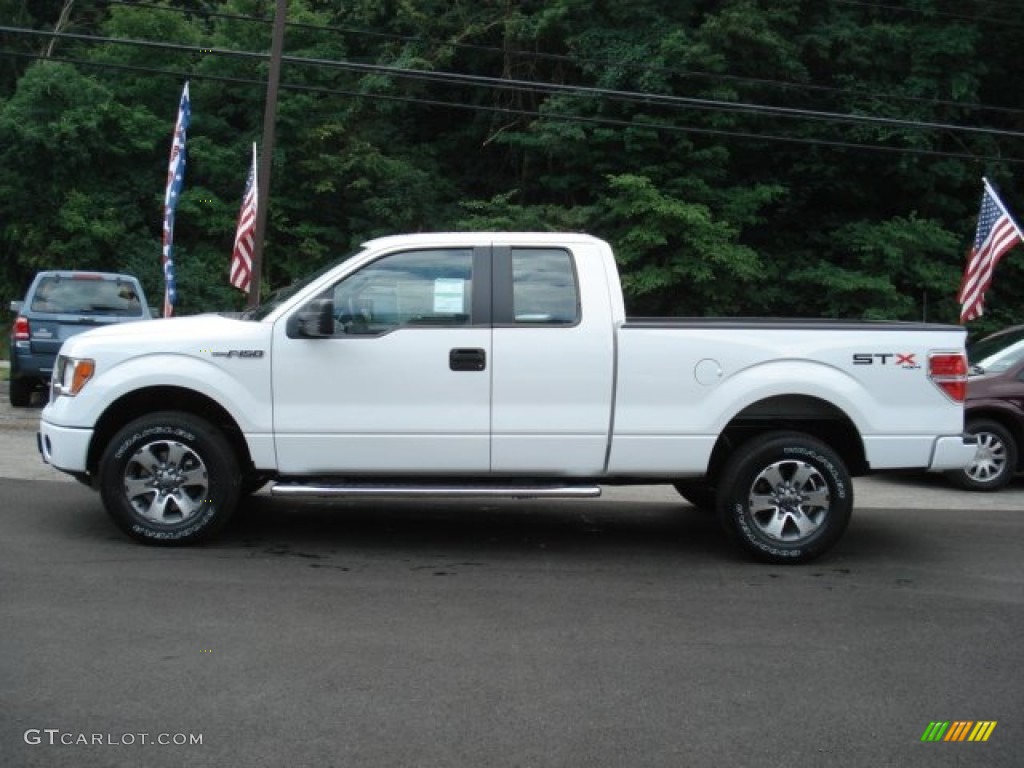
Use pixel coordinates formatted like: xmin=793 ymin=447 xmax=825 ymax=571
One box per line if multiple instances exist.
xmin=287 ymin=298 xmax=334 ymax=338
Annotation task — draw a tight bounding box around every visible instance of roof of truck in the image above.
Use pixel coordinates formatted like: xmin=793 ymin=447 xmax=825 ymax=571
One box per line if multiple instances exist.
xmin=361 ymin=232 xmax=608 ymax=250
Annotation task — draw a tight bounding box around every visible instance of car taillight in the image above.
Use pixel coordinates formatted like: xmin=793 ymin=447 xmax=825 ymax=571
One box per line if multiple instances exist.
xmin=13 ymin=316 xmax=30 ymax=341
xmin=929 ymin=352 xmax=968 ymax=403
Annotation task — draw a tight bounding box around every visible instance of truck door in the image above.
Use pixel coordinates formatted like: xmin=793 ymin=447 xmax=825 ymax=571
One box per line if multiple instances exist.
xmin=272 ymin=247 xmax=492 ymax=474
xmin=490 ymin=245 xmax=615 ymax=475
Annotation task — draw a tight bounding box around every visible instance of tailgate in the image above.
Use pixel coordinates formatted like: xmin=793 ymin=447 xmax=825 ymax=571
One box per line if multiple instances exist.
xmin=29 ymin=316 xmax=110 ymax=356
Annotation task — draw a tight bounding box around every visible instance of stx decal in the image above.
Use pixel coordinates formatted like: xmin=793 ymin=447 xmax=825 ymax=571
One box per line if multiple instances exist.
xmin=852 ymin=353 xmax=920 ymax=369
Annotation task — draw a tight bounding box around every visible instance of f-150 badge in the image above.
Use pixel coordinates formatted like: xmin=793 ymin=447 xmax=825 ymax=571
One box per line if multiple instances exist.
xmin=206 ymin=349 xmax=265 ymax=359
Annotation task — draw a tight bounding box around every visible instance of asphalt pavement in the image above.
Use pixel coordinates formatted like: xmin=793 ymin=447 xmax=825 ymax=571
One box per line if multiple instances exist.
xmin=2 ymin=477 xmax=1023 ymax=767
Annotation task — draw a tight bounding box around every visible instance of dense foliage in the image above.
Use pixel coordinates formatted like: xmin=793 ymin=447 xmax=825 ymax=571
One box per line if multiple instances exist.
xmin=2 ymin=0 xmax=1023 ymax=333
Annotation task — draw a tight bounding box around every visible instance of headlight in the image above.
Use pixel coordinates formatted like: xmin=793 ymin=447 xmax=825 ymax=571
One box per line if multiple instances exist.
xmin=52 ymin=355 xmax=96 ymax=398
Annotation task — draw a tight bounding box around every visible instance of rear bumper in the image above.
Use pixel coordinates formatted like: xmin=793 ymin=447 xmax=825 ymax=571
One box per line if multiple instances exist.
xmin=927 ymin=435 xmax=979 ymax=472
xmin=10 ymin=345 xmax=55 ymax=381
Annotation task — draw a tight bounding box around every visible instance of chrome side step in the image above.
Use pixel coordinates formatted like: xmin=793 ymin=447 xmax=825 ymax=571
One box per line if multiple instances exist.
xmin=269 ymin=481 xmax=602 ymax=499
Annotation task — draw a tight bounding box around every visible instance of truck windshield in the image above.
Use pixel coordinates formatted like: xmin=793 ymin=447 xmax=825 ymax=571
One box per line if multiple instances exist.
xmin=239 ymin=249 xmax=362 ymax=321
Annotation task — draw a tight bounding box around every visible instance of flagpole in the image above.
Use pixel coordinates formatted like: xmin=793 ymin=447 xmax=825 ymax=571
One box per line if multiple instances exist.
xmin=982 ymin=176 xmax=1024 ymax=240
xmin=246 ymin=0 xmax=287 ymax=308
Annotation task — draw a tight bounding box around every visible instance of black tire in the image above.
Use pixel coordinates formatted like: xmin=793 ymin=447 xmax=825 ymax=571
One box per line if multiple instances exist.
xmin=99 ymin=412 xmax=240 ymax=545
xmin=673 ymin=481 xmax=717 ymax=512
xmin=717 ymin=432 xmax=853 ymax=564
xmin=948 ymin=418 xmax=1017 ymax=492
xmin=9 ymin=376 xmax=32 ymax=407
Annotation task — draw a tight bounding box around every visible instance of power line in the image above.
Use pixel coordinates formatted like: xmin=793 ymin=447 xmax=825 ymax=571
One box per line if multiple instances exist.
xmin=832 ymin=0 xmax=1024 ymax=27
xmin=4 ymin=24 xmax=1024 ymax=144
xmin=4 ymin=47 xmax=1023 ymax=167
xmin=95 ymin=0 xmax=1024 ymax=118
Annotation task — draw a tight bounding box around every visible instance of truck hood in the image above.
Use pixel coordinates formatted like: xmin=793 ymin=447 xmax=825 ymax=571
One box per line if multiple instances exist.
xmin=57 ymin=314 xmax=271 ymax=359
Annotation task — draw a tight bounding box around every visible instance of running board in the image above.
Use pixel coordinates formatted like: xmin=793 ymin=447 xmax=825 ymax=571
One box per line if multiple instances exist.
xmin=269 ymin=481 xmax=603 ymax=499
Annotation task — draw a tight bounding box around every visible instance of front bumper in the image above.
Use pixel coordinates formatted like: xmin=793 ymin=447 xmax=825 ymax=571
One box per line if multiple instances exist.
xmin=38 ymin=419 xmax=92 ymax=474
xmin=928 ymin=435 xmax=980 ymax=472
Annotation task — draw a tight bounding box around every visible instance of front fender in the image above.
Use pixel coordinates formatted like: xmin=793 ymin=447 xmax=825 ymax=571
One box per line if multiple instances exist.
xmin=43 ymin=352 xmax=272 ymax=434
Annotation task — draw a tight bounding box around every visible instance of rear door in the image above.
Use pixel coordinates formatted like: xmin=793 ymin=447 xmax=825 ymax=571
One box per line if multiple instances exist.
xmin=490 ymin=244 xmax=615 ymax=474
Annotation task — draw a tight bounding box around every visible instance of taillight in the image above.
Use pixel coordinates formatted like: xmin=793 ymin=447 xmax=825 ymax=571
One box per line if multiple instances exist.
xmin=13 ymin=316 xmax=30 ymax=341
xmin=929 ymin=352 xmax=968 ymax=403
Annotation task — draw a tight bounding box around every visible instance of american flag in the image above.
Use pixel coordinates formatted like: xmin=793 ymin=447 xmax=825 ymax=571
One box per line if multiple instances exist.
xmin=958 ymin=178 xmax=1022 ymax=323
xmin=230 ymin=143 xmax=258 ymax=294
xmin=162 ymin=82 xmax=190 ymax=318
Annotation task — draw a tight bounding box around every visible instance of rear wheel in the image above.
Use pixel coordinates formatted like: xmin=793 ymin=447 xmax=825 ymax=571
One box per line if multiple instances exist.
xmin=9 ymin=376 xmax=32 ymax=407
xmin=717 ymin=432 xmax=852 ymax=564
xmin=948 ymin=419 xmax=1017 ymax=492
xmin=99 ymin=412 xmax=240 ymax=545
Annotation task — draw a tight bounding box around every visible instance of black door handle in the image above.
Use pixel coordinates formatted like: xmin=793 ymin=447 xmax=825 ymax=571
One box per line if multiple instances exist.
xmin=450 ymin=348 xmax=486 ymax=371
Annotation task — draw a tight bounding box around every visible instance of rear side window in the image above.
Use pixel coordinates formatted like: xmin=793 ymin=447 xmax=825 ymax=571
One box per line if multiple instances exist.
xmin=512 ymin=249 xmax=579 ymax=324
xmin=30 ymin=277 xmax=143 ymax=317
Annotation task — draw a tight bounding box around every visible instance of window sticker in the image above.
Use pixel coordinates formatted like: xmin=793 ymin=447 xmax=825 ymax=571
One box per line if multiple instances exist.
xmin=433 ymin=278 xmax=465 ymax=313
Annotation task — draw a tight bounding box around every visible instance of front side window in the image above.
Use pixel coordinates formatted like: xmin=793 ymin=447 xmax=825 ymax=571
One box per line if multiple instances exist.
xmin=512 ymin=249 xmax=579 ymax=324
xmin=330 ymin=249 xmax=473 ymax=335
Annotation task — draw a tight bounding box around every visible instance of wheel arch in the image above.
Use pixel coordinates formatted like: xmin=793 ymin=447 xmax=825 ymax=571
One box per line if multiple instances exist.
xmin=705 ymin=394 xmax=868 ymax=483
xmin=87 ymin=386 xmax=253 ymax=478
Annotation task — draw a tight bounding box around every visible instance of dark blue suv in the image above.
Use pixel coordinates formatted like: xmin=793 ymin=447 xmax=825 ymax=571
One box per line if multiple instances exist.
xmin=8 ymin=271 xmax=152 ymax=406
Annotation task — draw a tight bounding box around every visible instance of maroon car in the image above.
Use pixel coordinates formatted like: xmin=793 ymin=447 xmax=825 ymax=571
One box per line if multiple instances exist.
xmin=948 ymin=325 xmax=1024 ymax=491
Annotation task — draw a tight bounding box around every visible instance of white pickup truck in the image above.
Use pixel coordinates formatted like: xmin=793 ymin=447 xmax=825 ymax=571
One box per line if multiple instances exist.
xmin=38 ymin=232 xmax=975 ymax=563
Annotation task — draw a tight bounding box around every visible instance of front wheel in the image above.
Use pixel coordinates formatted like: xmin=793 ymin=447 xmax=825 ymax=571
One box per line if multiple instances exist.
xmin=717 ymin=432 xmax=853 ymax=564
xmin=99 ymin=412 xmax=240 ymax=545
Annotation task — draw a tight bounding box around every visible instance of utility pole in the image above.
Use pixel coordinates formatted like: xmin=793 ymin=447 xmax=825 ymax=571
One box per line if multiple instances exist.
xmin=247 ymin=0 xmax=287 ymax=308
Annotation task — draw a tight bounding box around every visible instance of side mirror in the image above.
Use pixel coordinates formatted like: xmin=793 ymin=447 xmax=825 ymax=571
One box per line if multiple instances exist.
xmin=10 ymin=300 xmax=23 ymax=314
xmin=287 ymin=298 xmax=334 ymax=338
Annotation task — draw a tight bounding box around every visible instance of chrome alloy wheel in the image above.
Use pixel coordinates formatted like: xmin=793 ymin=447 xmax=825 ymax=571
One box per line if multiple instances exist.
xmin=122 ymin=440 xmax=210 ymax=526
xmin=746 ymin=459 xmax=831 ymax=543
xmin=964 ymin=430 xmax=1008 ymax=485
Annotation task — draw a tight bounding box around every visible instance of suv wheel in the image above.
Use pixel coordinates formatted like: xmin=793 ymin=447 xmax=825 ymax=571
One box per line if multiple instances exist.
xmin=9 ymin=376 xmax=32 ymax=407
xmin=948 ymin=418 xmax=1018 ymax=492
